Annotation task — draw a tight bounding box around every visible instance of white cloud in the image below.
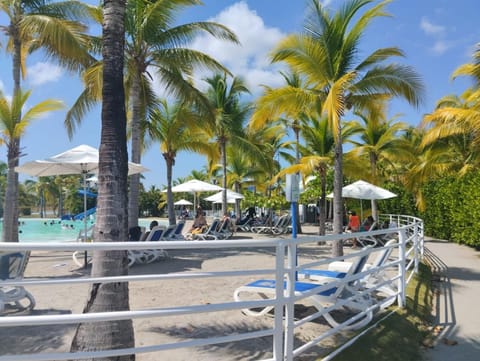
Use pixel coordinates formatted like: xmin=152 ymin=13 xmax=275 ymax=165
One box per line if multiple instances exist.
xmin=27 ymin=62 xmax=63 ymax=86
xmin=420 ymin=17 xmax=453 ymax=55
xmin=0 ymin=79 xmax=4 ymax=93
xmin=431 ymin=40 xmax=450 ymax=55
xmin=420 ymin=17 xmax=445 ymax=36
xmin=189 ymin=1 xmax=287 ymax=95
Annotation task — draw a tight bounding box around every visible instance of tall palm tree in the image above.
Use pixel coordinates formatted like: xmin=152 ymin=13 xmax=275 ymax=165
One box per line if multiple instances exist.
xmin=201 ymin=73 xmax=251 ymax=215
xmin=70 ymin=0 xmax=134 ymax=357
xmin=346 ymin=106 xmax=411 ymax=219
xmin=0 ymin=0 xmax=93 ymax=242
xmin=0 ymin=90 xmax=63 ymax=242
xmin=65 ymin=0 xmax=238 ymax=229
xmin=224 ymin=145 xmax=268 ymax=219
xmin=148 ymin=99 xmax=213 ymax=225
xmin=274 ymin=113 xmax=344 ymax=235
xmin=252 ymin=0 xmax=424 ymax=256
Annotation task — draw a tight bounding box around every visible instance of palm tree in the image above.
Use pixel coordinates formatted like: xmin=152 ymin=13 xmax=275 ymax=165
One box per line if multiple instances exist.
xmin=201 ymin=73 xmax=251 ymax=215
xmin=65 ymin=0 xmax=238 ymax=229
xmin=252 ymin=0 xmax=424 ymax=256
xmin=346 ymin=106 xmax=411 ymax=219
xmin=224 ymin=145 xmax=268 ymax=219
xmin=0 ymin=0 xmax=93 ymax=242
xmin=148 ymin=99 xmax=213 ymax=225
xmin=70 ymin=0 xmax=134 ymax=357
xmin=274 ymin=113 xmax=337 ymax=235
xmin=0 ymin=90 xmax=63 ymax=242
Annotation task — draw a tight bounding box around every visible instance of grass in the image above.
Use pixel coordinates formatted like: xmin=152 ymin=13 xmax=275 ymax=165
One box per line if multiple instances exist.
xmin=329 ymin=262 xmax=434 ymax=361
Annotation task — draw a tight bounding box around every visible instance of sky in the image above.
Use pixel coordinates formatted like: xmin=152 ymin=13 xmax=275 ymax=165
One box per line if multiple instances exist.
xmin=0 ymin=0 xmax=479 ymax=189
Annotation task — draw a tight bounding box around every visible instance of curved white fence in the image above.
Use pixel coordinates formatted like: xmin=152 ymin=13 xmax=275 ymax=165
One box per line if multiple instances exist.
xmin=0 ymin=214 xmax=423 ymax=361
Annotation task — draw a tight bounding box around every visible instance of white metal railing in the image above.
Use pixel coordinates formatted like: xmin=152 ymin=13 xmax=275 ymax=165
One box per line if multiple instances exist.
xmin=0 ymin=215 xmax=423 ymax=360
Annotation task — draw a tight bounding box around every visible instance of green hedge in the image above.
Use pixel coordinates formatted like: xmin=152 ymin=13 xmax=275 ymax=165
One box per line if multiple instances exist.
xmin=421 ymin=171 xmax=480 ymax=248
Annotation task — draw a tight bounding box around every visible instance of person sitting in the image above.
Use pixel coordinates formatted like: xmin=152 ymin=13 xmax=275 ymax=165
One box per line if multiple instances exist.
xmin=346 ymin=210 xmax=360 ymax=232
xmin=188 ymin=206 xmax=208 ymax=234
xmin=140 ymin=220 xmax=159 ymax=242
xmin=129 ymin=226 xmax=143 ymax=242
xmin=345 ymin=210 xmax=360 ymax=248
xmin=361 ymin=215 xmax=375 ymax=231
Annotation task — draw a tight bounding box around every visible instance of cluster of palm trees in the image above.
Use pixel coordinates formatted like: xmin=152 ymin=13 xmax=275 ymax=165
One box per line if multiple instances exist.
xmin=1 ymin=0 xmax=479 ymax=356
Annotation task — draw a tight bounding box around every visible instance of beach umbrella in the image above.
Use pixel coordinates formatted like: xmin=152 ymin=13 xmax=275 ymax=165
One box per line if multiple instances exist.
xmin=204 ymin=190 xmax=244 ymax=203
xmin=16 ymin=144 xmax=148 ymax=250
xmin=174 ymin=199 xmax=193 ymax=206
xmin=327 ymin=180 xmax=396 ymax=219
xmin=163 ymin=179 xmax=223 ymax=209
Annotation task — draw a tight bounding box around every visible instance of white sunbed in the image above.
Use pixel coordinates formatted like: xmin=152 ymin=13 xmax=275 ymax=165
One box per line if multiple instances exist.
xmin=233 ymin=249 xmax=374 ymax=330
xmin=0 ymin=251 xmax=35 ymax=313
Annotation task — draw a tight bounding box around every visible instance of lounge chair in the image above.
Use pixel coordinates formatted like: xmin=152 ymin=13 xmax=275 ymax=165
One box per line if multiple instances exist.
xmin=190 ymin=219 xmax=221 ymax=240
xmin=213 ymin=217 xmax=234 ymax=239
xmin=160 ymin=224 xmax=177 ymax=240
xmin=250 ymin=214 xmax=289 ymax=234
xmin=233 ymin=249 xmax=374 ymax=330
xmin=327 ymin=239 xmax=399 ymax=308
xmin=0 ymin=251 xmax=35 ymax=312
xmin=272 ymin=214 xmax=291 ymax=235
xmin=128 ymin=226 xmax=168 ymax=266
xmin=169 ymin=221 xmax=186 ymax=240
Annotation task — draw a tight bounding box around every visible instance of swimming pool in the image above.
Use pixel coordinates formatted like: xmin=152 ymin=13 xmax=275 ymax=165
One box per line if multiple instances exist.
xmin=2 ymin=218 xmax=166 ymax=243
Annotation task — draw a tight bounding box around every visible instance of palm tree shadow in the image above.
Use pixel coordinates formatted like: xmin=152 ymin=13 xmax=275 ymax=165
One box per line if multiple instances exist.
xmin=0 ymin=308 xmax=74 ymax=356
xmin=147 ymin=318 xmax=332 ymax=360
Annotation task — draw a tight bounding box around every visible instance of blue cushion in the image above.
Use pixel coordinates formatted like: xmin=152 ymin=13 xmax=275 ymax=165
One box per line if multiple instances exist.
xmin=299 ymin=269 xmax=346 ymax=279
xmin=246 ymin=279 xmax=337 ymax=296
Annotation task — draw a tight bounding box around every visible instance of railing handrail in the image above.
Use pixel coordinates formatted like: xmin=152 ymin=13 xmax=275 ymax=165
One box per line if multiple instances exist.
xmin=0 ymin=214 xmax=424 ymax=361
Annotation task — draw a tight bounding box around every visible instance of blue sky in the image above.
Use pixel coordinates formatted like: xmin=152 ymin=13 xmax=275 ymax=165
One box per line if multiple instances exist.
xmin=1 ymin=0 xmax=479 ymax=189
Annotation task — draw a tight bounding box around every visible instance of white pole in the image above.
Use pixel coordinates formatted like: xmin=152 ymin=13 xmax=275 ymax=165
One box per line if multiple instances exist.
xmin=82 ymin=170 xmax=88 ymax=268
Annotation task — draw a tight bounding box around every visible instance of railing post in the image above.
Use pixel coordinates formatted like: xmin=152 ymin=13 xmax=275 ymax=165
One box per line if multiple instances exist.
xmin=284 ymin=239 xmax=296 ymax=361
xmin=413 ymin=222 xmax=419 ymax=274
xmin=397 ymin=229 xmax=407 ymax=308
xmin=274 ymin=242 xmax=286 ymax=360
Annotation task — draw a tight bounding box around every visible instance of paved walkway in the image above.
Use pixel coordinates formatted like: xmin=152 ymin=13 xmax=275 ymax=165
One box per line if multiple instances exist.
xmin=423 ymin=239 xmax=480 ymax=360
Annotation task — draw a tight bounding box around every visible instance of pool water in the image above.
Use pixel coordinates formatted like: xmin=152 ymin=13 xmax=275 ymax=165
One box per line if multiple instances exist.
xmin=2 ymin=218 xmax=164 ymax=243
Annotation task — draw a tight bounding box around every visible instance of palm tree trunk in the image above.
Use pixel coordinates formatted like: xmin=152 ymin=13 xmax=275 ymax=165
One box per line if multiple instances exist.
xmin=234 ymin=181 xmax=241 ymax=221
xmin=70 ymin=1 xmax=134 ymax=358
xmin=294 ymin=127 xmax=302 ymax=234
xmin=2 ymin=6 xmax=23 ymax=243
xmin=318 ymin=166 xmax=327 ymax=236
xmin=165 ymin=155 xmax=176 ymax=225
xmin=370 ymin=153 xmax=378 ymax=220
xmin=221 ymin=140 xmax=228 ymax=216
xmin=128 ymin=74 xmax=142 ymax=229
xmin=332 ymin=126 xmax=344 ymax=257
xmin=2 ymin=144 xmax=20 ymax=242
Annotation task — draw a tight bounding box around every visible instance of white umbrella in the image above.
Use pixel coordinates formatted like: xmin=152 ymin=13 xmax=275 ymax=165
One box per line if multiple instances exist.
xmin=174 ymin=199 xmax=193 ymax=206
xmin=204 ymin=190 xmax=244 ymax=203
xmin=327 ymin=180 xmax=396 ymax=219
xmin=16 ymin=144 xmax=148 ymax=247
xmin=163 ymin=179 xmax=223 ymax=209
xmin=167 ymin=179 xmax=223 ymax=193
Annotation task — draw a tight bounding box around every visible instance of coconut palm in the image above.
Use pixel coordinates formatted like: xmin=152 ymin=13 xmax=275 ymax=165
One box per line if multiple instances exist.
xmin=252 ymin=0 xmax=424 ymax=256
xmin=147 ymin=99 xmax=214 ymax=225
xmin=65 ymin=0 xmax=238 ymax=229
xmin=0 ymin=0 xmax=93 ymax=242
xmin=224 ymin=144 xmax=269 ymax=219
xmin=0 ymin=90 xmax=64 ymax=242
xmin=70 ymin=0 xmax=134 ymax=357
xmin=201 ymin=73 xmax=251 ymax=215
xmin=275 ymin=113 xmax=339 ymax=235
xmin=346 ymin=105 xmax=411 ymax=219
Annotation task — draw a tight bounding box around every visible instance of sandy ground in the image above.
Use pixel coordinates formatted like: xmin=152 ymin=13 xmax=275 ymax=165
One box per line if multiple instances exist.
xmin=1 ymin=223 xmax=358 ymax=361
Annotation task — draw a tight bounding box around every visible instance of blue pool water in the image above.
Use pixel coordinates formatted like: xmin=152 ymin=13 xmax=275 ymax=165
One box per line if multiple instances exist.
xmin=2 ymin=218 xmax=165 ymax=243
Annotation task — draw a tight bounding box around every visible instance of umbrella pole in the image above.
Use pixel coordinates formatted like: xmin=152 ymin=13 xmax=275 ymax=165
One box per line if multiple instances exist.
xmin=83 ymin=172 xmax=88 ymax=269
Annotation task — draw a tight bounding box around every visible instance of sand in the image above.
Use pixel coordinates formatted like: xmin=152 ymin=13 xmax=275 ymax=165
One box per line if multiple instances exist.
xmin=1 ymin=223 xmax=355 ymax=361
